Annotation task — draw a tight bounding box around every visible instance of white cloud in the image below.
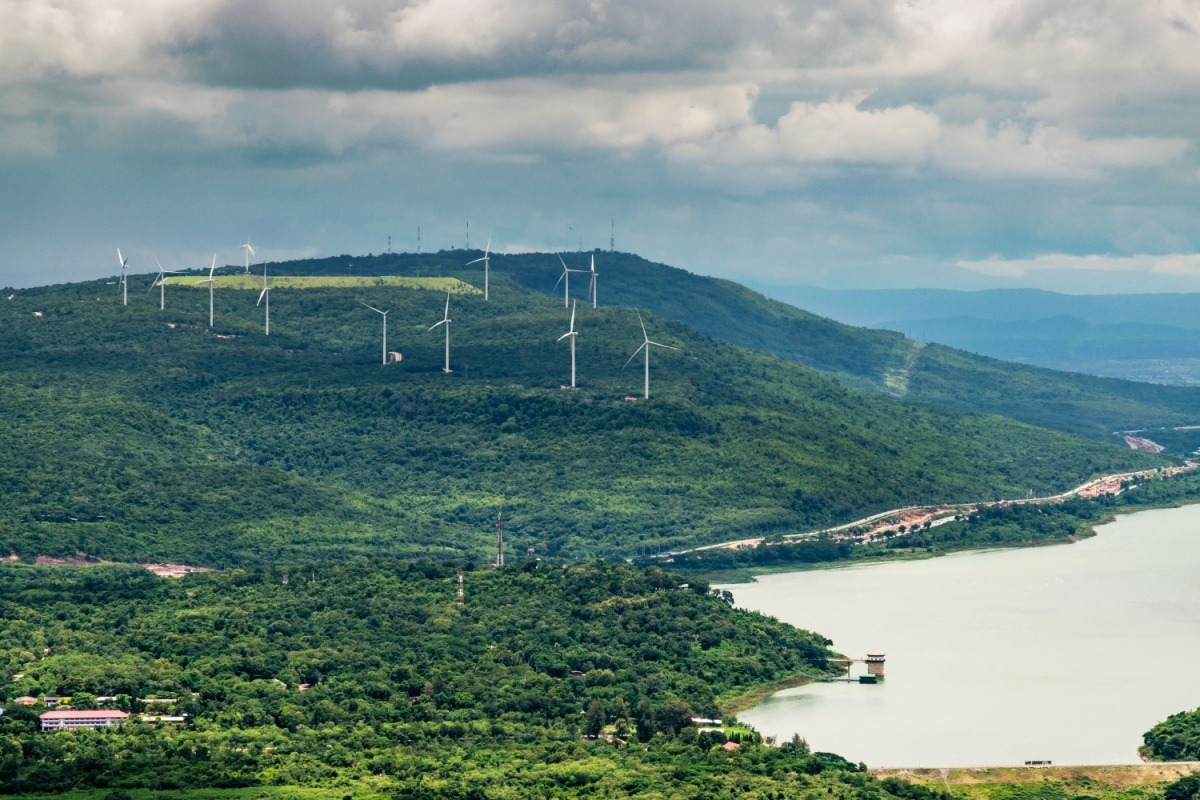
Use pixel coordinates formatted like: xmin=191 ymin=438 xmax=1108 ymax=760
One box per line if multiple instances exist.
xmin=0 ymin=118 xmax=58 ymax=158
xmin=937 ymin=120 xmax=1189 ymax=179
xmin=959 ymin=253 xmax=1200 ymax=278
xmin=669 ymin=93 xmax=940 ymax=166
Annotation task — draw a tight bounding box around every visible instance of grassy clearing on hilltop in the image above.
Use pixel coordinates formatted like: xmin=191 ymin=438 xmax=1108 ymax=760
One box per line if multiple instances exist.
xmin=169 ymin=275 xmax=480 ymax=293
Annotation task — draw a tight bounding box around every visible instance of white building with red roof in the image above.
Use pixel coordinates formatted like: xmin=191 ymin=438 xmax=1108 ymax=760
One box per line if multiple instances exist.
xmin=40 ymin=709 xmax=129 ymax=731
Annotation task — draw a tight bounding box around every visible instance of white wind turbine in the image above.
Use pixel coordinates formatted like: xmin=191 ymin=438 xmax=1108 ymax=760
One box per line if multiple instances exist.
xmin=360 ymin=301 xmax=390 ymax=365
xmin=197 ymin=255 xmax=217 ymax=326
xmin=558 ymin=300 xmax=578 ymax=388
xmin=428 ymin=291 xmax=452 ymax=373
xmin=240 ymin=237 xmax=256 ymax=274
xmin=553 ymin=255 xmax=586 ymax=308
xmin=257 ymin=265 xmax=272 ymax=335
xmin=149 ymin=256 xmax=180 ymax=310
xmin=466 ymin=237 xmax=491 ymax=301
xmin=588 ymin=254 xmax=598 ymax=309
xmin=624 ymin=310 xmax=680 ymax=400
xmin=116 ymin=248 xmax=129 ymax=306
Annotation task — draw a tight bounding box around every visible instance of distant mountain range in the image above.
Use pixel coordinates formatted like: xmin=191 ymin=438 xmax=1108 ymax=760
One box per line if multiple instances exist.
xmin=763 ymin=285 xmax=1200 ymax=386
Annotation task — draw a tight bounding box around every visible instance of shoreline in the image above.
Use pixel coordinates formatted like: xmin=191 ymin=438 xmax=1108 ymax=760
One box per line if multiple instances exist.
xmin=705 ymin=490 xmax=1200 ymax=585
xmin=719 ymin=670 xmax=831 ymax=717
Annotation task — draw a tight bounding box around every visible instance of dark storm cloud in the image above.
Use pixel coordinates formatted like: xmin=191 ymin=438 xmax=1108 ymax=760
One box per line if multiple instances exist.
xmin=164 ymin=0 xmax=901 ymax=91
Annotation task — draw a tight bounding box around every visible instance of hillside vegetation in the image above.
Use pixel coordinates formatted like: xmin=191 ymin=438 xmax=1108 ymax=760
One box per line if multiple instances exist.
xmin=0 ymin=259 xmax=1162 ymax=566
xmin=0 ymin=559 xmax=944 ymax=799
xmin=389 ymin=250 xmax=1200 ymax=441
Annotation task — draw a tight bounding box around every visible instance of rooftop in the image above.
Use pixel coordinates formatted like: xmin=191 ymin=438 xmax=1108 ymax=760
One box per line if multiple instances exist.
xmin=40 ymin=710 xmax=129 ymax=720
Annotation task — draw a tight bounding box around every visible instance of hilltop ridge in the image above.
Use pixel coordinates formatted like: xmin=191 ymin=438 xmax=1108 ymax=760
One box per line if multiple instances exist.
xmin=0 ymin=251 xmax=1170 ymax=567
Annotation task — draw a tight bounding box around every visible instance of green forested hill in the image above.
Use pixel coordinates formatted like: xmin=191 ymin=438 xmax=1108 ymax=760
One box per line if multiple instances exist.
xmin=0 ymin=262 xmax=1161 ymax=566
xmin=0 ymin=559 xmax=903 ymax=798
xmin=415 ymin=250 xmax=1200 ymax=440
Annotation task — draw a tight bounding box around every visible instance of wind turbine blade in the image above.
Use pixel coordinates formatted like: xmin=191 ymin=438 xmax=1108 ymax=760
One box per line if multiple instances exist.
xmin=623 ymin=343 xmax=647 ymax=370
xmin=428 ymin=320 xmax=448 ymax=332
xmin=209 ymin=255 xmax=216 ymax=277
xmin=248 ymin=244 xmax=256 ymax=257
xmin=444 ymin=291 xmax=450 ymax=318
xmin=590 ymin=254 xmax=595 ymax=274
xmin=569 ymin=300 xmax=576 ymax=330
xmin=360 ymin=301 xmax=385 ymax=314
xmin=636 ymin=310 xmax=648 ymax=341
xmin=557 ymin=331 xmax=574 ymax=342
xmin=257 ymin=289 xmax=267 ymax=306
xmin=484 ymin=237 xmax=490 ymax=257
xmin=466 ymin=256 xmax=485 ymax=265
xmin=648 ymin=341 xmax=681 ymax=351
xmin=553 ymin=271 xmax=564 ymax=291
xmin=117 ymin=248 xmax=124 ymax=266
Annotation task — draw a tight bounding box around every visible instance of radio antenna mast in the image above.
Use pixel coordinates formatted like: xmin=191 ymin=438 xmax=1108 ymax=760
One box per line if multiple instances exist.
xmin=610 ymin=220 xmax=614 ymax=253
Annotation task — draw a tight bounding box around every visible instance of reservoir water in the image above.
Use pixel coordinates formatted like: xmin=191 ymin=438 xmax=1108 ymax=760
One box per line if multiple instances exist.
xmin=724 ymin=504 xmax=1200 ymax=767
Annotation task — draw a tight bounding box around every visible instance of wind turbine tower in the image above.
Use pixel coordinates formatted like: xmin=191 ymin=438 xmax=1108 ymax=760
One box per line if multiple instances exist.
xmin=150 ymin=257 xmax=179 ymax=310
xmin=199 ymin=255 xmax=217 ymax=326
xmin=554 ymin=256 xmax=586 ymax=308
xmin=589 ymin=255 xmax=598 ymax=309
xmin=360 ymin=301 xmax=390 ymax=365
xmin=496 ymin=510 xmax=504 ymax=568
xmin=625 ymin=310 xmax=681 ymax=400
xmin=466 ymin=237 xmax=492 ymax=301
xmin=257 ymin=265 xmax=272 ymax=335
xmin=558 ymin=300 xmax=578 ymax=388
xmin=240 ymin=237 xmax=256 ymax=274
xmin=116 ymin=248 xmax=129 ymax=306
xmin=428 ymin=291 xmax=452 ymax=373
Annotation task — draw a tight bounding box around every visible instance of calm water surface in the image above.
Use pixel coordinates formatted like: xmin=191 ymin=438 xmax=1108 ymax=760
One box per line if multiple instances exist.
xmin=723 ymin=504 xmax=1200 ymax=767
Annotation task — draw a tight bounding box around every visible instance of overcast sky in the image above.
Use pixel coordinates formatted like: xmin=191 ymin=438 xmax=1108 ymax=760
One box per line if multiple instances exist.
xmin=3 ymin=0 xmax=1200 ymax=293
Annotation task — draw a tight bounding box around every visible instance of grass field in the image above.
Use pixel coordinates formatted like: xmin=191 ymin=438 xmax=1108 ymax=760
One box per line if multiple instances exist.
xmin=874 ymin=764 xmax=1200 ymax=800
xmin=168 ymin=275 xmax=481 ymax=293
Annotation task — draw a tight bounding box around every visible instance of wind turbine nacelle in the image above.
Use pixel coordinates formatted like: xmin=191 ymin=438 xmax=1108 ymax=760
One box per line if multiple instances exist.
xmin=387 ymin=351 xmax=403 ymax=364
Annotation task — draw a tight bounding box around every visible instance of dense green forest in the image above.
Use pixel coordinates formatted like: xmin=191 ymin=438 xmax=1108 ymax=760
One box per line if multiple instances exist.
xmin=270 ymin=249 xmax=1200 ymax=441
xmin=0 ymin=558 xmax=962 ymax=799
xmin=0 ymin=256 xmax=1166 ymax=566
xmin=1144 ymin=708 xmax=1200 ymax=761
